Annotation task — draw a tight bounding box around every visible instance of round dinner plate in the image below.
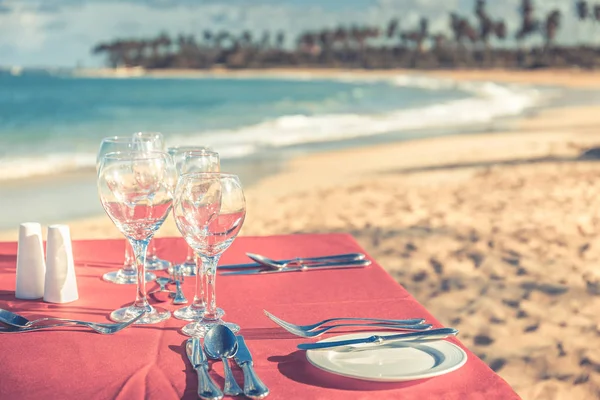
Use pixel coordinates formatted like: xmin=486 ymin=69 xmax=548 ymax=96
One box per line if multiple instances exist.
xmin=306 ymin=331 xmax=468 ymax=382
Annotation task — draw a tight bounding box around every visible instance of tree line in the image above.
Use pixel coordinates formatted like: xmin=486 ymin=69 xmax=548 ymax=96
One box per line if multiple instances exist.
xmin=92 ymin=0 xmax=600 ymax=70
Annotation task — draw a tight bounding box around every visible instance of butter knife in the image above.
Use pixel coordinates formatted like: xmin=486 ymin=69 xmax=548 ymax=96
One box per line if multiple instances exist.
xmin=218 ymin=253 xmax=365 ymax=269
xmin=297 ymin=328 xmax=459 ymax=350
xmin=234 ymin=336 xmax=269 ymax=399
xmin=185 ymin=338 xmax=223 ymax=400
xmin=220 ymin=260 xmax=371 ymax=276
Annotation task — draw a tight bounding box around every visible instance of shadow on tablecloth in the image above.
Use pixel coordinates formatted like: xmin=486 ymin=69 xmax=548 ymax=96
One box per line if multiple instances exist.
xmin=268 ymin=350 xmax=429 ymax=391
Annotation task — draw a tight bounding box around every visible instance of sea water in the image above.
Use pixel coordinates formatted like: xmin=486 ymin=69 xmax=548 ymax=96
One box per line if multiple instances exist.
xmin=0 ymin=69 xmax=550 ymax=229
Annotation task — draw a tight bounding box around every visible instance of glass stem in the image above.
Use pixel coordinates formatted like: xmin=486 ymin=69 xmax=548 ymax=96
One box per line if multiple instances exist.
xmin=130 ymin=239 xmax=151 ymax=310
xmin=201 ymin=254 xmax=221 ymax=320
xmin=122 ymin=241 xmax=135 ymax=272
xmin=192 ymin=253 xmax=205 ymax=310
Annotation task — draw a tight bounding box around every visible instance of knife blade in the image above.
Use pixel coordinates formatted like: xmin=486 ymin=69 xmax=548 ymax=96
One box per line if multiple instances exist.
xmin=234 ymin=336 xmax=269 ymax=399
xmin=220 ymin=259 xmax=371 ymax=276
xmin=218 ymin=253 xmax=365 ymax=269
xmin=185 ymin=338 xmax=223 ymax=400
xmin=297 ymin=328 xmax=459 ymax=350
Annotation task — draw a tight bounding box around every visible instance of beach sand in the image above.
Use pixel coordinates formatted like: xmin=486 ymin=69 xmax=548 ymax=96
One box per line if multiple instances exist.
xmin=4 ymin=69 xmax=600 ymax=399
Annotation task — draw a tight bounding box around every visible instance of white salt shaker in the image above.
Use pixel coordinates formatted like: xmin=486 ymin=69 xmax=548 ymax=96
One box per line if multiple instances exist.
xmin=44 ymin=225 xmax=79 ymax=304
xmin=15 ymin=222 xmax=46 ymax=299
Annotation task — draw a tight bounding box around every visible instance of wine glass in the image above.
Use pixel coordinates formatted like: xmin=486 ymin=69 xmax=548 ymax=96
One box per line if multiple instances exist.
xmin=96 ymin=136 xmax=157 ymax=284
xmin=167 ymin=146 xmax=219 ymax=276
xmin=133 ymin=131 xmax=165 ymax=150
xmin=97 ymin=151 xmax=175 ymax=324
xmin=168 ymin=149 xmax=222 ymax=322
xmin=133 ymin=132 xmax=172 ymax=272
xmin=173 ymin=173 xmax=246 ymax=336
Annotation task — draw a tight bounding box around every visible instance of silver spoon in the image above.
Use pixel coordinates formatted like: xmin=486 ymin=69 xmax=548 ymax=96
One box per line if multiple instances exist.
xmin=246 ymin=252 xmax=366 ymax=271
xmin=204 ymin=325 xmax=243 ymax=397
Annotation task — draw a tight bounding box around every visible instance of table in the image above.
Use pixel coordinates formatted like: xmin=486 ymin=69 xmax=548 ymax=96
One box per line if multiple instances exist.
xmin=0 ymin=234 xmax=520 ymax=399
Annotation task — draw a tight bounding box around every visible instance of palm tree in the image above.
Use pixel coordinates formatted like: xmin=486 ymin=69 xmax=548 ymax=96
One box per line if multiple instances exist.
xmin=240 ymin=31 xmax=253 ymax=47
xmin=576 ymin=0 xmax=589 ymax=20
xmin=544 ymin=10 xmax=561 ymax=49
xmin=275 ymin=31 xmax=285 ymax=50
xmin=516 ymin=0 xmax=539 ymax=45
xmin=386 ymin=18 xmax=400 ymax=49
xmin=400 ymin=18 xmax=429 ymax=52
xmin=495 ymin=20 xmax=507 ymax=40
xmin=474 ymin=0 xmax=495 ymax=65
xmin=475 ymin=0 xmax=494 ymax=45
xmin=259 ymin=31 xmax=271 ymax=50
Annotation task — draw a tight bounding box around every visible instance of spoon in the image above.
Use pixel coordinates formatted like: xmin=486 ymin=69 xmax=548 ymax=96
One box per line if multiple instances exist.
xmin=246 ymin=252 xmax=365 ymax=271
xmin=204 ymin=325 xmax=243 ymax=396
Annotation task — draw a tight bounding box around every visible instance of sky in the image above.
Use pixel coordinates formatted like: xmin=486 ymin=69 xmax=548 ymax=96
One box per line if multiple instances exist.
xmin=0 ymin=0 xmax=593 ymax=67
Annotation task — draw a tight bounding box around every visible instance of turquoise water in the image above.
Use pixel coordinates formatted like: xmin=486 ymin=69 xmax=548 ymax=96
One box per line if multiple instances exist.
xmin=0 ymin=72 xmax=466 ymax=170
xmin=0 ymin=70 xmax=547 ymax=228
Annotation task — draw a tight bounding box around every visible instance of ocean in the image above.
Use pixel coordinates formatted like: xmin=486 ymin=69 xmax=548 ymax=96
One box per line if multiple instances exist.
xmin=0 ymin=69 xmax=557 ymax=230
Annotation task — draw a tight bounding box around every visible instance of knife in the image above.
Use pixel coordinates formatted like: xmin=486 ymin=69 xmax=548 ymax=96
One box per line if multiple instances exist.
xmin=218 ymin=253 xmax=365 ymax=269
xmin=297 ymin=328 xmax=459 ymax=350
xmin=185 ymin=338 xmax=223 ymax=400
xmin=220 ymin=259 xmax=371 ymax=276
xmin=234 ymin=336 xmax=269 ymax=399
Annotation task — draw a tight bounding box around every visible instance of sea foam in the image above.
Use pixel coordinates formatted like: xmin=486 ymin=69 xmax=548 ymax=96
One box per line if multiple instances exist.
xmin=171 ymin=75 xmax=544 ymax=155
xmin=0 ymin=74 xmax=545 ymax=182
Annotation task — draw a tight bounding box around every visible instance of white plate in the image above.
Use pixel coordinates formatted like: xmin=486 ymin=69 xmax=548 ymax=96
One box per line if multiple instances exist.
xmin=306 ymin=331 xmax=468 ymax=382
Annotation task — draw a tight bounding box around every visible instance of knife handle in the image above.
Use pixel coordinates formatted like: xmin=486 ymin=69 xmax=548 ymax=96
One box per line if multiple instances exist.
xmin=241 ymin=363 xmax=270 ymax=399
xmin=196 ymin=365 xmax=224 ymax=400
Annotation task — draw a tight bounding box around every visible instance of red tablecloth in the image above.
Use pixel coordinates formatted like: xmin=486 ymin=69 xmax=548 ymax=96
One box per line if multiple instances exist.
xmin=0 ymin=234 xmax=519 ymax=399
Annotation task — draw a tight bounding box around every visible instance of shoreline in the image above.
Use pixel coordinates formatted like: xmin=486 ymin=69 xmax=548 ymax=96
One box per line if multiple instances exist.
xmin=1 ymin=102 xmax=599 ymax=242
xmin=73 ymin=66 xmax=600 ymax=88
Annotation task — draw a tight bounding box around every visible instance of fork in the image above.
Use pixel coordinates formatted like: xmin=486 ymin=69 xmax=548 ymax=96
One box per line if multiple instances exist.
xmin=171 ymin=267 xmax=188 ymax=305
xmin=0 ymin=310 xmax=146 ymax=334
xmin=264 ymin=310 xmax=431 ymax=338
xmin=264 ymin=310 xmax=425 ymax=332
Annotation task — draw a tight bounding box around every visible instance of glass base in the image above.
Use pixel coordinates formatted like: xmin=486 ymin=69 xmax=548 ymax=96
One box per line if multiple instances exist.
xmin=174 ymin=305 xmax=224 ymax=321
xmin=181 ymin=319 xmax=240 ymax=337
xmin=110 ymin=305 xmax=171 ymax=324
xmin=102 ymin=269 xmax=156 ymax=284
xmin=146 ymin=258 xmax=171 ymax=271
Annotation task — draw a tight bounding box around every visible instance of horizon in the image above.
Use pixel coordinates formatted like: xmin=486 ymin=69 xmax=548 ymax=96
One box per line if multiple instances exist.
xmin=0 ymin=0 xmax=594 ymax=68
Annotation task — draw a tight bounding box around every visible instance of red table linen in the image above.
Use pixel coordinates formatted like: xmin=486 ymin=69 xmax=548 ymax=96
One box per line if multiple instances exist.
xmin=0 ymin=234 xmax=520 ymax=399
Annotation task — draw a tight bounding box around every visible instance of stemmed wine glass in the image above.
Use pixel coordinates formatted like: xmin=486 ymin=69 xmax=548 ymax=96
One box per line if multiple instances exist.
xmin=133 ymin=132 xmax=173 ymax=272
xmin=167 ymin=146 xmax=218 ymax=276
xmin=173 ymin=173 xmax=246 ymax=336
xmin=97 ymin=151 xmax=175 ymax=324
xmin=168 ymin=149 xmax=223 ymax=322
xmin=96 ymin=136 xmax=157 ymax=284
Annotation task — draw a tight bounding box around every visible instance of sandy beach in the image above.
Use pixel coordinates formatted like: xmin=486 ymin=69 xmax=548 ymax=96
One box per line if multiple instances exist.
xmin=78 ymin=66 xmax=600 ymax=88
xmin=3 ymin=69 xmax=600 ymax=399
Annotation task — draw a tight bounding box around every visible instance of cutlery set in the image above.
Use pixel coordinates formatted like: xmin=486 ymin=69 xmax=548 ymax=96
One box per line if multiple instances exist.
xmin=263 ymin=310 xmax=459 ymax=350
xmin=219 ymin=252 xmax=372 ymax=275
xmin=187 ymin=326 xmax=269 ymax=400
xmin=150 ymin=252 xmax=371 ymax=304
